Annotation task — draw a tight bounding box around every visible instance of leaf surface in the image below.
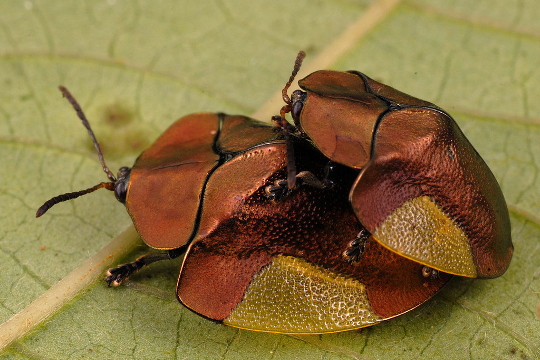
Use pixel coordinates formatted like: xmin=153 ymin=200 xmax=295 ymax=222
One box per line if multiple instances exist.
xmin=0 ymin=1 xmax=538 ymax=359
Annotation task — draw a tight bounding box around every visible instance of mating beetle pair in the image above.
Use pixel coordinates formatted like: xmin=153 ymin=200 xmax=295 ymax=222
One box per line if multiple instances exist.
xmin=37 ymin=52 xmax=512 ymax=334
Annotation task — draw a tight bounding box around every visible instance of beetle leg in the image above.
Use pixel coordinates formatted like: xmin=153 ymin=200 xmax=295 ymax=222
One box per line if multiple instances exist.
xmin=292 ymin=165 xmax=341 ymax=190
xmin=264 ymin=178 xmax=290 ymax=202
xmin=344 ymin=228 xmax=371 ymax=264
xmin=272 ymin=114 xmax=295 ymax=132
xmin=272 ymin=115 xmax=299 ymax=189
xmin=295 ymin=171 xmax=328 ymax=189
xmin=264 ymin=170 xmax=330 ymax=202
xmin=422 ymin=266 xmax=440 ymax=280
xmin=105 ymin=247 xmax=184 ymax=286
xmin=284 ymin=130 xmax=297 ymax=189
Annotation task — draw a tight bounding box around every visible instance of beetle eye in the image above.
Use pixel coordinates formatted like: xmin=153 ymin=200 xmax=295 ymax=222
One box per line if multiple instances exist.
xmin=114 ymin=167 xmax=131 ymax=203
xmin=117 ymin=166 xmax=130 ymax=179
xmin=291 ymin=90 xmax=306 ymax=122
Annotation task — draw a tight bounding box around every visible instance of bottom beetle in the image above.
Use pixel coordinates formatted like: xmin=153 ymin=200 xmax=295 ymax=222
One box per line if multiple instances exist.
xmin=37 ymin=87 xmax=450 ymax=334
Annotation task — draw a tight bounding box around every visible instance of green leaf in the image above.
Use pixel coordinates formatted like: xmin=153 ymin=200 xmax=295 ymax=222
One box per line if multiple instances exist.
xmin=1 ymin=0 xmax=538 ymax=359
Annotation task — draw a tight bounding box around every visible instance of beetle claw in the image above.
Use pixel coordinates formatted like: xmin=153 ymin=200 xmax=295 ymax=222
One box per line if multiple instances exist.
xmin=422 ymin=266 xmax=440 ymax=280
xmin=105 ymin=264 xmax=134 ymax=286
xmin=264 ymin=179 xmax=290 ymax=202
xmin=344 ymin=229 xmax=370 ymax=264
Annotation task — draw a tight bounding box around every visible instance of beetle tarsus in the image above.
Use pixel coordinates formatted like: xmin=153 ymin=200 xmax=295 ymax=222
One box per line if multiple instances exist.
xmin=344 ymin=229 xmax=370 ymax=263
xmin=264 ymin=171 xmax=331 ymax=202
xmin=264 ymin=179 xmax=291 ymax=202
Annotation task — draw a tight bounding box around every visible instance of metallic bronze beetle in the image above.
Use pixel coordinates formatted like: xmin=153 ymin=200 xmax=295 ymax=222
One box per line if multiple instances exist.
xmin=276 ymin=51 xmax=513 ymax=279
xmin=37 ymin=87 xmax=450 ymax=334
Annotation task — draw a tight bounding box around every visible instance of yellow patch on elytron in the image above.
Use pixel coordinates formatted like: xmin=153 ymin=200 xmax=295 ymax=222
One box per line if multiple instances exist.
xmin=373 ymin=195 xmax=477 ymax=277
xmin=224 ymin=255 xmax=382 ymax=334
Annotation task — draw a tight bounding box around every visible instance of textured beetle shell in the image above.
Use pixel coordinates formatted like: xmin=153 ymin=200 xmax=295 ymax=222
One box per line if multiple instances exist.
xmin=177 ymin=167 xmax=450 ymax=331
xmin=352 ymin=108 xmax=512 ymax=277
xmin=296 ymin=70 xmax=513 ymax=278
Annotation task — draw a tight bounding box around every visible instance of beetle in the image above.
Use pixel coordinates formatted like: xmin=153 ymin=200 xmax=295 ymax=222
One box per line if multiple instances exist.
xmin=275 ymin=51 xmax=513 ymax=279
xmin=36 ymin=86 xmax=450 ymax=334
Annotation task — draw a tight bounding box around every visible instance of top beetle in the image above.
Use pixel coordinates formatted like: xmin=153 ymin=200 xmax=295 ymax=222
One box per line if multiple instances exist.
xmin=276 ymin=51 xmax=513 ymax=279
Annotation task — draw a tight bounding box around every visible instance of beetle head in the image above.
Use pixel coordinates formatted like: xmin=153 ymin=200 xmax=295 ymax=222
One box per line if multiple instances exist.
xmin=290 ymin=89 xmax=307 ymax=125
xmin=36 ymin=87 xmax=130 ymax=218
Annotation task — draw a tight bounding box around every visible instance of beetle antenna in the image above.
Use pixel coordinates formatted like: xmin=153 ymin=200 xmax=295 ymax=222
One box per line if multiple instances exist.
xmin=36 ymin=182 xmax=115 ymax=217
xmin=281 ymin=50 xmax=306 ymax=106
xmin=58 ymin=86 xmax=117 ymax=182
xmin=36 ymin=87 xmax=118 ymax=218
